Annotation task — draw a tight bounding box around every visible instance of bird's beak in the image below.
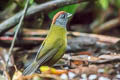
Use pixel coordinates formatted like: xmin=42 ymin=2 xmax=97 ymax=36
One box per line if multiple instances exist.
xmin=67 ymin=13 xmax=72 ymax=18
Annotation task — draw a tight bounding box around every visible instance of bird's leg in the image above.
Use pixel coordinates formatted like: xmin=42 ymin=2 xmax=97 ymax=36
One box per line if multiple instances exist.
xmin=67 ymin=53 xmax=72 ymax=69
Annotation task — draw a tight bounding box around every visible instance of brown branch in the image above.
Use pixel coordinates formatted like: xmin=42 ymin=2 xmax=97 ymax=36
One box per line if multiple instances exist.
xmin=2 ymin=29 xmax=120 ymax=43
xmin=88 ymin=58 xmax=120 ymax=64
xmin=0 ymin=30 xmax=119 ymax=47
xmin=88 ymin=55 xmax=120 ymax=64
xmin=64 ymin=54 xmax=120 ymax=64
xmin=70 ymin=32 xmax=120 ymax=43
xmin=0 ymin=0 xmax=97 ymax=35
xmin=92 ymin=18 xmax=119 ymax=33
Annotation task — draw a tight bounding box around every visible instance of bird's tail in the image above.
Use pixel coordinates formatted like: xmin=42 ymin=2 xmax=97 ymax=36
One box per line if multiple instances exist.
xmin=22 ymin=47 xmax=59 ymax=76
xmin=22 ymin=61 xmax=39 ymax=76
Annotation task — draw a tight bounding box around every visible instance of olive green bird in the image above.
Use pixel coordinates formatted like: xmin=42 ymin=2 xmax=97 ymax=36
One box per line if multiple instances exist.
xmin=22 ymin=11 xmax=72 ymax=75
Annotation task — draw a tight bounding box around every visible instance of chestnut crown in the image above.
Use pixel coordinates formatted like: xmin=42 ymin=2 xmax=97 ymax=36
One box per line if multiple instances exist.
xmin=52 ymin=11 xmax=72 ymax=28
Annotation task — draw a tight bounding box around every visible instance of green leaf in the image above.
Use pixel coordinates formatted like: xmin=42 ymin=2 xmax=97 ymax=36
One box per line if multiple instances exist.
xmin=29 ymin=0 xmax=34 ymax=5
xmin=114 ymin=0 xmax=120 ymax=8
xmin=48 ymin=4 xmax=80 ymax=19
xmin=99 ymin=0 xmax=109 ymax=10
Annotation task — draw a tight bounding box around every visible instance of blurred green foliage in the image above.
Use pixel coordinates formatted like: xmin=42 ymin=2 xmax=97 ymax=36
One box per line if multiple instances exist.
xmin=114 ymin=0 xmax=120 ymax=8
xmin=98 ymin=0 xmax=109 ymax=10
xmin=1 ymin=0 xmax=120 ymax=12
xmin=48 ymin=2 xmax=89 ymax=20
xmin=15 ymin=0 xmax=34 ymax=9
xmin=0 ymin=0 xmax=13 ymax=10
xmin=30 ymin=0 xmax=34 ymax=5
xmin=96 ymin=0 xmax=120 ymax=10
xmin=48 ymin=4 xmax=80 ymax=19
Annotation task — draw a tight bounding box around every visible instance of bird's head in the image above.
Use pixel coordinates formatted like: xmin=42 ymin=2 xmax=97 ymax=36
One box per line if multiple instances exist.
xmin=52 ymin=11 xmax=72 ymax=28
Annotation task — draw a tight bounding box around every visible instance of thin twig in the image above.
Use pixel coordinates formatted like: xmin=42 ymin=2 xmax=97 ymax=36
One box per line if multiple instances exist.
xmin=6 ymin=0 xmax=30 ymax=69
xmin=0 ymin=0 xmax=97 ymax=35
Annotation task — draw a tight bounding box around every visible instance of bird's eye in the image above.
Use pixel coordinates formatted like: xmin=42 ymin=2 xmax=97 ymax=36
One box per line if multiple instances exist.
xmin=61 ymin=14 xmax=65 ymax=18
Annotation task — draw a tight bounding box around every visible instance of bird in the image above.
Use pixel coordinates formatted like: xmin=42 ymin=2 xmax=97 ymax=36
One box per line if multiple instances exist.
xmin=22 ymin=11 xmax=72 ymax=75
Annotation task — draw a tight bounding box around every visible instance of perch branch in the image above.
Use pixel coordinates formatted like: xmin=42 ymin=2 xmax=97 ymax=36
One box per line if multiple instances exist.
xmin=0 ymin=0 xmax=97 ymax=35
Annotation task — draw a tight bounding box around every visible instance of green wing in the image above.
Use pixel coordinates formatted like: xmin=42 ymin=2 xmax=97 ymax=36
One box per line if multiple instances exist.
xmin=23 ymin=43 xmax=61 ymax=75
xmin=35 ymin=38 xmax=63 ymax=62
xmin=23 ymin=39 xmax=63 ymax=75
